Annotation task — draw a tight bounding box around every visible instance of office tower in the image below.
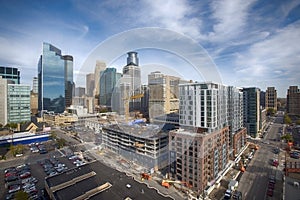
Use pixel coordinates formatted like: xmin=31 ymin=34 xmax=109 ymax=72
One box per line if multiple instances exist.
xmin=122 ymin=52 xmax=141 ymax=112
xmin=140 ymin=85 xmax=149 ymax=118
xmin=99 ymin=68 xmax=120 ymax=108
xmin=148 ymin=71 xmax=180 ymax=120
xmin=0 ymin=77 xmax=8 ymax=125
xmin=127 ymin=51 xmax=139 ymax=66
xmin=74 ymin=87 xmax=85 ymax=97
xmin=63 ymin=55 xmax=74 ymax=108
xmin=7 ymin=84 xmax=31 ymax=123
xmin=32 ymin=77 xmax=38 ymax=93
xmin=243 ymin=87 xmax=261 ymax=138
xmin=86 ymin=73 xmax=95 ymax=97
xmin=38 ymin=42 xmax=73 ymax=114
xmin=287 ymin=86 xmax=300 ymax=115
xmin=94 ymin=60 xmax=106 ymax=102
xmin=0 ymin=66 xmax=20 ymax=84
xmin=265 ymin=87 xmax=277 ymax=111
xmin=169 ymin=82 xmax=230 ymax=192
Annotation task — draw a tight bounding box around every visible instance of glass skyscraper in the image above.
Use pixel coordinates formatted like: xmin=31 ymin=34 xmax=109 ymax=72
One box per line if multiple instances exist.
xmin=38 ymin=43 xmax=73 ymax=114
xmin=99 ymin=68 xmax=120 ymax=107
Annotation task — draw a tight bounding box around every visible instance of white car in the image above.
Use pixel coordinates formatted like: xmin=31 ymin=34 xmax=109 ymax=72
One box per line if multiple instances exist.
xmin=126 ymin=184 xmax=131 ymax=188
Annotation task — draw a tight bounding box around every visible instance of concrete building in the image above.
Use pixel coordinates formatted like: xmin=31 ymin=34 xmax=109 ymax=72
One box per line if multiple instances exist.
xmin=86 ymin=73 xmax=95 ymax=97
xmin=74 ymin=87 xmax=85 ymax=97
xmin=243 ymin=87 xmax=261 ymax=138
xmin=102 ymin=124 xmax=169 ymax=171
xmin=38 ymin=42 xmax=74 ymax=114
xmin=30 ymin=91 xmax=38 ymax=116
xmin=287 ymin=86 xmax=300 ymax=115
xmin=170 ymin=82 xmax=230 ymax=193
xmin=0 ymin=66 xmax=20 ymax=84
xmin=7 ymin=84 xmax=31 ymax=123
xmin=227 ymin=86 xmax=246 ymax=157
xmin=148 ymin=71 xmax=181 ymax=120
xmin=94 ymin=60 xmax=106 ymax=104
xmin=0 ymin=77 xmax=8 ymax=125
xmin=265 ymin=87 xmax=277 ymax=111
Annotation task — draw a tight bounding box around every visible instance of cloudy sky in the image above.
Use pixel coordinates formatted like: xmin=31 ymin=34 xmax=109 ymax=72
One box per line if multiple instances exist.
xmin=0 ymin=0 xmax=299 ymax=97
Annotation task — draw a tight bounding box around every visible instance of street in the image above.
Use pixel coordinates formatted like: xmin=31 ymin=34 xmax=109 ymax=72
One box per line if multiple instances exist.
xmin=238 ymin=114 xmax=284 ymax=200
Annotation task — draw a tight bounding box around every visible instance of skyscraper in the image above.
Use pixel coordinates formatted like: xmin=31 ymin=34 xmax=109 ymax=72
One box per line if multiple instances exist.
xmin=86 ymin=73 xmax=95 ymax=97
xmin=38 ymin=42 xmax=73 ymax=114
xmin=0 ymin=66 xmax=20 ymax=84
xmin=122 ymin=52 xmax=141 ymax=111
xmin=94 ymin=60 xmax=106 ymax=103
xmin=99 ymin=68 xmax=120 ymax=108
xmin=243 ymin=87 xmax=261 ymax=138
xmin=287 ymin=86 xmax=300 ymax=115
xmin=265 ymin=87 xmax=277 ymax=111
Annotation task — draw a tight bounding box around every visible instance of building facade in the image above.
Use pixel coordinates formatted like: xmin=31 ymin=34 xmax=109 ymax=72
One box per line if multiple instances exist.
xmin=86 ymin=73 xmax=95 ymax=97
xmin=94 ymin=60 xmax=106 ymax=105
xmin=7 ymin=84 xmax=31 ymax=123
xmin=99 ymin=68 xmax=119 ymax=108
xmin=0 ymin=77 xmax=8 ymax=125
xmin=102 ymin=124 xmax=169 ymax=170
xmin=170 ymin=82 xmax=230 ymax=193
xmin=32 ymin=77 xmax=38 ymax=93
xmin=38 ymin=42 xmax=73 ymax=114
xmin=265 ymin=87 xmax=277 ymax=111
xmin=148 ymin=71 xmax=181 ymax=120
xmin=243 ymin=87 xmax=261 ymax=138
xmin=74 ymin=87 xmax=85 ymax=97
xmin=0 ymin=66 xmax=20 ymax=84
xmin=287 ymin=86 xmax=300 ymax=115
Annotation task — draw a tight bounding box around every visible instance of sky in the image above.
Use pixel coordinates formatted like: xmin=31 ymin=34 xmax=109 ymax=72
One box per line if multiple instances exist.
xmin=0 ymin=0 xmax=300 ymax=97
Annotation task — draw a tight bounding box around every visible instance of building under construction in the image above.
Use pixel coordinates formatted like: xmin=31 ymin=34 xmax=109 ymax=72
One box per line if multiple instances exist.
xmin=102 ymin=123 xmax=169 ymax=171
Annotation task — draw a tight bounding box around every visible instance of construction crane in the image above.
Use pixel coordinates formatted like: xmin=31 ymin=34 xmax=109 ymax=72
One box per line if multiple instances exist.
xmin=161 ymin=180 xmax=191 ymax=189
xmin=123 ymin=93 xmax=144 ymax=122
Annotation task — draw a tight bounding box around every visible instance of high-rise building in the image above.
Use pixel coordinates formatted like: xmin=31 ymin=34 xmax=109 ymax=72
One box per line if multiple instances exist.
xmin=7 ymin=84 xmax=31 ymax=123
xmin=38 ymin=42 xmax=73 ymax=114
xmin=148 ymin=71 xmax=181 ymax=120
xmin=287 ymin=86 xmax=300 ymax=115
xmin=86 ymin=73 xmax=95 ymax=97
xmin=99 ymin=68 xmax=120 ymax=108
xmin=122 ymin=52 xmax=142 ymax=112
xmin=32 ymin=77 xmax=38 ymax=94
xmin=265 ymin=87 xmax=277 ymax=111
xmin=243 ymin=87 xmax=261 ymax=138
xmin=94 ymin=60 xmax=106 ymax=102
xmin=228 ymin=86 xmax=246 ymax=157
xmin=74 ymin=87 xmax=85 ymax=97
xmin=0 ymin=66 xmax=20 ymax=84
xmin=63 ymin=55 xmax=74 ymax=108
xmin=260 ymin=91 xmax=266 ymax=108
xmin=169 ymin=82 xmax=230 ymax=192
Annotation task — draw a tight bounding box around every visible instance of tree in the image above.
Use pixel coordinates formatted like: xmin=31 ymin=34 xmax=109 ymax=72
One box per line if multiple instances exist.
xmin=284 ymin=114 xmax=292 ymax=124
xmin=15 ymin=190 xmax=29 ymax=200
xmin=281 ymin=134 xmax=294 ymax=143
xmin=267 ymin=108 xmax=275 ymax=116
xmin=57 ymin=138 xmax=66 ymax=149
xmin=296 ymin=120 xmax=300 ymax=125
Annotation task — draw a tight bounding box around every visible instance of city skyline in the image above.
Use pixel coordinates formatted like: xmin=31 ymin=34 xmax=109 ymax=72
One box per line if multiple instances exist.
xmin=0 ymin=0 xmax=299 ymax=97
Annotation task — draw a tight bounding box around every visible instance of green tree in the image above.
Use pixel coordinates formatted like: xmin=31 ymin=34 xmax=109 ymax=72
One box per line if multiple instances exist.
xmin=267 ymin=108 xmax=276 ymax=116
xmin=284 ymin=114 xmax=292 ymax=124
xmin=296 ymin=120 xmax=300 ymax=125
xmin=50 ymin=131 xmax=57 ymax=140
xmin=281 ymin=134 xmax=294 ymax=142
xmin=57 ymin=138 xmax=66 ymax=149
xmin=15 ymin=190 xmax=29 ymax=200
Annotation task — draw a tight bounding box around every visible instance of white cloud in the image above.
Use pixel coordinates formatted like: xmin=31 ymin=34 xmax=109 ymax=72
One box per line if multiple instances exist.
xmin=208 ymin=0 xmax=257 ymax=43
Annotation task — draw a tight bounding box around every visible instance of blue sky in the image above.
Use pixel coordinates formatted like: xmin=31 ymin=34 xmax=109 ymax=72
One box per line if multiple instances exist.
xmin=0 ymin=0 xmax=300 ymax=97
